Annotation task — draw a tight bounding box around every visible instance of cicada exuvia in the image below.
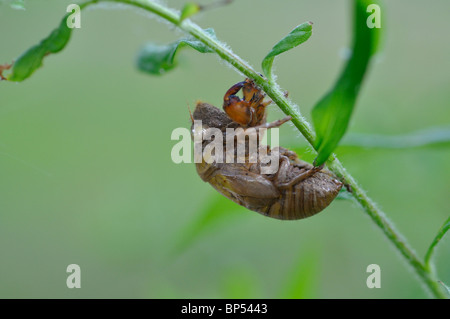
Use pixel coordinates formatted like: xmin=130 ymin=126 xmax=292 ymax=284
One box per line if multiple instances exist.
xmin=191 ymin=79 xmax=343 ymax=220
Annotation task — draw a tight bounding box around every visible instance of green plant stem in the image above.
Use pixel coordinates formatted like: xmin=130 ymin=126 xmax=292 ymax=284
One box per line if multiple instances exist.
xmin=424 ymin=216 xmax=450 ymax=271
xmin=97 ymin=0 xmax=446 ymax=298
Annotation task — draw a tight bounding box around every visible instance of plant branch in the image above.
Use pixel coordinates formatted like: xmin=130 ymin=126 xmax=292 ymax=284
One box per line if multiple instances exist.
xmin=98 ymin=0 xmax=446 ymax=298
xmin=425 ymin=216 xmax=450 ymax=271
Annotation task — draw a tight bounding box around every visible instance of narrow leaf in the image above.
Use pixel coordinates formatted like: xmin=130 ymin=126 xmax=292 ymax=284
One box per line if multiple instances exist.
xmin=136 ymin=28 xmax=216 ymax=75
xmin=221 ymin=269 xmax=262 ymax=298
xmin=341 ymin=127 xmax=450 ymax=149
xmin=171 ymin=194 xmax=247 ymax=255
xmin=262 ymin=22 xmax=312 ymax=82
xmin=2 ymin=2 xmax=94 ymax=82
xmin=424 ymin=216 xmax=450 ymax=269
xmin=5 ymin=16 xmax=71 ymax=81
xmin=312 ymin=0 xmax=382 ymax=166
xmin=279 ymin=250 xmax=320 ymax=299
xmin=179 ymin=2 xmax=201 ymax=22
xmin=336 ymin=188 xmax=353 ymax=200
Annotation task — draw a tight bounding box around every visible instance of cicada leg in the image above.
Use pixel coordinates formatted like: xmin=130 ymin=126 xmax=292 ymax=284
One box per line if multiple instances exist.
xmin=275 ymin=164 xmax=325 ymax=189
xmin=242 ymin=79 xmax=262 ymax=103
xmin=223 ymin=81 xmax=254 ymax=126
xmin=232 ymin=116 xmax=291 ymax=141
xmin=277 ymin=147 xmax=298 ymax=162
xmin=272 ymin=155 xmax=292 ymax=183
xmin=251 ymin=116 xmax=292 ymax=130
xmin=258 ymin=90 xmax=289 ymax=108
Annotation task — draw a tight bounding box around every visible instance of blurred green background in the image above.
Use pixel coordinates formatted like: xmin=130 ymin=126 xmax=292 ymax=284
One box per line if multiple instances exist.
xmin=0 ymin=0 xmax=449 ymax=298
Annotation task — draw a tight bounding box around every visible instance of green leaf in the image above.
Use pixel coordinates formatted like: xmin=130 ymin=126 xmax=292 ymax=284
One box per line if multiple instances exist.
xmin=311 ymin=0 xmax=382 ymax=166
xmin=136 ymin=28 xmax=216 ymax=75
xmin=262 ymin=22 xmax=312 ymax=83
xmin=336 ymin=188 xmax=353 ymax=200
xmin=424 ymin=216 xmax=450 ymax=269
xmin=221 ymin=268 xmax=262 ymax=298
xmin=171 ymin=193 xmax=247 ymax=255
xmin=5 ymin=15 xmax=72 ymax=81
xmin=341 ymin=127 xmax=450 ymax=149
xmin=179 ymin=2 xmax=201 ymax=22
xmin=279 ymin=249 xmax=320 ymax=299
xmin=287 ymin=127 xmax=450 ymax=152
xmin=4 ymin=1 xmax=95 ymax=82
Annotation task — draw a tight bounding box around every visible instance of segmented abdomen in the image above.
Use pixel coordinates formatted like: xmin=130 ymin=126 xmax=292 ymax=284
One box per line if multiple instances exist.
xmin=263 ymin=172 xmax=343 ymax=220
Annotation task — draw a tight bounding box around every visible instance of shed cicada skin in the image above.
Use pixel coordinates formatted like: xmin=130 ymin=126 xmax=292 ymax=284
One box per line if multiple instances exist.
xmin=191 ymin=79 xmax=343 ymax=220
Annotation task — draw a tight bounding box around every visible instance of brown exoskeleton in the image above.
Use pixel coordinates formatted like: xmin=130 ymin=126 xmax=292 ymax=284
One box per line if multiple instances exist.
xmin=191 ymin=78 xmax=343 ymax=220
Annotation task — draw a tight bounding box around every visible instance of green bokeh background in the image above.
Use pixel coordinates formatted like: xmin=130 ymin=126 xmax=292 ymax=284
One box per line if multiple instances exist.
xmin=0 ymin=0 xmax=449 ymax=298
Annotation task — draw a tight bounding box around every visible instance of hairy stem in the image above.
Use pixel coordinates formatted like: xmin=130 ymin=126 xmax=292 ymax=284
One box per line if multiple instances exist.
xmin=424 ymin=216 xmax=450 ymax=271
xmin=98 ymin=0 xmax=446 ymax=298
